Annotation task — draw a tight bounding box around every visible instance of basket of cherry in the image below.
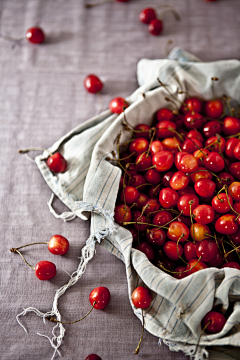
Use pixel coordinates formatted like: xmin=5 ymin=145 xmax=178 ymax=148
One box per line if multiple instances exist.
xmin=17 ymin=49 xmax=240 ymax=359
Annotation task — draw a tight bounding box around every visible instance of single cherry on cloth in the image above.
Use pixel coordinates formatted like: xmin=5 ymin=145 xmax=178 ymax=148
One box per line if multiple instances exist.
xmin=148 ymin=7 xmax=180 ymax=36
xmin=139 ymin=7 xmax=156 ymax=24
xmin=84 ymin=74 xmax=103 ymax=93
xmin=47 ymin=152 xmax=68 ymax=173
xmin=35 ymin=261 xmax=56 ymax=280
xmin=202 ymin=311 xmax=226 ymax=334
xmin=26 ymin=27 xmax=45 ymax=43
xmin=89 ymin=286 xmax=111 ymax=310
xmin=48 ymin=235 xmax=69 ymax=255
xmin=109 ymin=97 xmax=129 ymax=114
xmin=85 ymin=355 xmax=102 ymax=360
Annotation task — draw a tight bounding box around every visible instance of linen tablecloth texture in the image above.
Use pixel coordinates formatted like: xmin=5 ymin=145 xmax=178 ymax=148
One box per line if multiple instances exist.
xmin=17 ymin=48 xmax=240 ymax=359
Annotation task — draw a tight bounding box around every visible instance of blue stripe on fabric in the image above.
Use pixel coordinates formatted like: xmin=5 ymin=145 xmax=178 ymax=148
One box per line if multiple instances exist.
xmin=123 ymin=243 xmax=131 ymax=252
xmin=102 ymin=171 xmax=120 ymax=208
xmin=175 ymin=276 xmax=194 ymax=303
xmin=169 ymin=281 xmax=181 ymax=299
xmin=86 ymin=153 xmax=110 ymax=193
xmin=187 ymin=285 xmax=215 ymax=322
xmin=96 ymin=167 xmax=114 ymax=205
xmin=67 ymin=165 xmax=89 ymax=192
xmin=170 ymin=318 xmax=178 ymax=334
xmin=164 ymin=306 xmax=176 ymax=330
xmin=151 ymin=297 xmax=165 ymax=320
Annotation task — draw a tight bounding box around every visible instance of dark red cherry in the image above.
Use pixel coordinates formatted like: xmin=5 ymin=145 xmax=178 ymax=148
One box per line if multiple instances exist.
xmin=26 ymin=27 xmax=45 ymax=44
xmin=216 ymin=172 xmax=234 ymax=189
xmin=48 ymin=235 xmax=69 ymax=255
xmin=148 ymin=185 xmax=161 ymax=199
xmin=84 ymin=74 xmax=103 ymax=93
xmin=156 ymin=107 xmax=175 ymax=122
xmin=196 ymin=240 xmax=218 ymax=262
xmin=130 ymin=174 xmax=146 ymax=191
xmin=225 ymin=138 xmax=240 ymax=158
xmin=134 ymin=193 xmax=149 ymax=210
xmin=109 ymin=97 xmax=129 ymax=114
xmin=136 ymin=242 xmax=155 ymax=261
xmin=184 ymin=112 xmax=204 ymax=130
xmin=207 ymin=251 xmax=224 ymax=268
xmin=147 ymin=229 xmax=166 ymax=246
xmin=85 ymin=355 xmax=102 ymax=360
xmin=177 ymin=186 xmax=196 ymax=197
xmin=132 ymin=286 xmax=152 ymax=309
xmin=35 ymin=261 xmax=56 ymax=281
xmin=215 ymin=214 xmax=239 ymax=235
xmin=135 ymin=153 xmax=152 ymax=171
xmin=223 ymin=116 xmax=240 ymax=136
xmin=202 ymin=311 xmax=226 ymax=334
xmin=233 ymin=141 xmax=240 ymax=160
xmin=202 ymin=120 xmax=222 ymax=138
xmin=222 ymin=262 xmax=240 ymax=270
xmin=203 ymin=152 xmax=225 ymax=173
xmin=115 ymin=204 xmax=131 ymax=224
xmin=163 ymin=241 xmax=183 ymax=261
xmin=46 ymin=153 xmax=67 ymax=173
xmin=89 ymin=287 xmax=111 ymax=310
xmin=184 ymin=242 xmax=197 ymax=262
xmin=135 ymin=124 xmax=151 ymax=139
xmin=128 ymin=228 xmax=138 ymax=244
xmin=230 ymin=229 xmax=240 ymax=246
xmin=148 ymin=18 xmax=163 ymax=36
xmin=174 ymin=266 xmax=186 ymax=279
xmin=162 ymin=171 xmax=174 ymax=187
xmin=156 ymin=120 xmax=177 ymax=138
xmin=193 ymin=205 xmax=215 ymax=225
xmin=205 ymin=99 xmax=223 ymax=118
xmin=152 ymin=210 xmax=173 ymax=227
xmin=229 ymin=162 xmax=240 ymax=181
xmin=133 ymin=213 xmax=151 ymax=232
xmin=120 ymin=186 xmax=139 ymax=204
xmin=145 ymin=169 xmax=161 ymax=185
xmin=139 ymin=7 xmax=156 ymax=24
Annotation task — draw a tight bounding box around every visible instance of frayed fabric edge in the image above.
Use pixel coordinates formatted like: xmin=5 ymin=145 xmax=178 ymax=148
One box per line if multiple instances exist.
xmin=158 ymin=338 xmax=209 ymax=360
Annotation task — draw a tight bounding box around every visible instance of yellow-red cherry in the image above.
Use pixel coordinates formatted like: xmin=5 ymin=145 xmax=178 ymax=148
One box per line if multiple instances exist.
xmin=48 ymin=235 xmax=69 ymax=255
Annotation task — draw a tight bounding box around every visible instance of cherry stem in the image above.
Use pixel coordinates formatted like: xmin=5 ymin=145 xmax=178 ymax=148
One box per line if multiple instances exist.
xmin=157 ymin=78 xmax=182 ymax=105
xmin=85 ymin=0 xmax=111 ymax=7
xmin=182 ymin=133 xmax=205 ymax=154
xmin=226 ymin=132 xmax=240 ymax=139
xmin=10 ymin=249 xmax=35 ymax=269
xmin=226 ymin=97 xmax=234 ymax=117
xmin=159 ymin=256 xmax=202 ymax=274
xmin=135 ymin=308 xmax=144 ymax=355
xmin=177 ymin=236 xmax=188 ymax=264
xmin=194 ymin=320 xmax=211 ymax=355
xmin=146 ymin=128 xmax=156 ymax=157
xmin=96 ymin=92 xmax=103 ymax=114
xmin=164 ymin=39 xmax=173 ymax=58
xmin=19 ymin=147 xmax=52 ymax=156
xmin=189 ymin=202 xmax=195 ymax=243
xmin=211 ymin=77 xmax=219 ymax=100
xmin=47 ymin=301 xmax=97 ymax=324
xmin=159 ymin=8 xmax=180 ymax=21
xmin=135 ymin=183 xmax=153 ymax=190
xmin=0 ymin=33 xmax=25 ymax=42
xmin=10 ymin=242 xmax=49 ymax=251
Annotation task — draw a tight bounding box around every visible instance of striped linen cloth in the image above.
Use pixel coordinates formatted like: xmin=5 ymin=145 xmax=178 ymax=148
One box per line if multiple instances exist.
xmin=34 ymin=48 xmax=240 ymax=359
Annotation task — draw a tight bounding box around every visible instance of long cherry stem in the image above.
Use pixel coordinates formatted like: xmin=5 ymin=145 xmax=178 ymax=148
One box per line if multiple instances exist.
xmin=10 ymin=242 xmax=49 ymax=251
xmin=135 ymin=309 xmax=144 ymax=355
xmin=10 ymin=249 xmax=35 ymax=269
xmin=47 ymin=301 xmax=97 ymax=324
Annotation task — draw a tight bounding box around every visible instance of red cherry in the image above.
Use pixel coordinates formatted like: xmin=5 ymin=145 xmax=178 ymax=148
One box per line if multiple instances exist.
xmin=152 ymin=151 xmax=174 ymax=172
xmin=132 ymin=286 xmax=152 ymax=309
xmin=120 ymin=186 xmax=139 ymax=204
xmin=130 ymin=174 xmax=146 ymax=191
xmin=89 ymin=287 xmax=111 ymax=310
xmin=230 ymin=228 xmax=240 ymax=246
xmin=184 ymin=242 xmax=197 ymax=262
xmin=156 ymin=120 xmax=177 ymax=138
xmin=202 ymin=311 xmax=226 ymax=334
xmin=203 ymin=152 xmax=225 ymax=172
xmin=156 ymin=107 xmax=175 ymax=122
xmin=228 ymin=182 xmax=240 ymax=202
xmin=139 ymin=8 xmax=156 ymax=24
xmin=177 ymin=194 xmax=199 ymax=216
xmin=174 ymin=266 xmax=186 ymax=279
xmin=135 ymin=124 xmax=151 ymax=139
xmin=202 ymin=120 xmax=222 ymax=138
xmin=196 ymin=240 xmax=218 ymax=262
xmin=84 ymin=74 xmax=103 ymax=93
xmin=167 ymin=221 xmax=189 ymax=242
xmin=144 ymin=198 xmax=160 ymax=217
xmin=190 ymin=167 xmax=212 ymax=183
xmin=177 ymin=153 xmax=199 ymax=173
xmin=216 ymin=172 xmax=234 ymax=189
xmin=208 ymin=251 xmax=224 ymax=268
xmin=222 ymin=262 xmax=240 ymax=270
xmin=129 ymin=138 xmax=149 ymax=156
xmin=48 ymin=235 xmax=69 ymax=255
xmin=204 ymin=136 xmax=225 ymax=153
xmin=109 ymin=97 xmax=129 ymax=114
xmin=26 ymin=27 xmax=45 ymax=44
xmin=186 ymin=259 xmax=208 ymax=275
xmin=193 ymin=205 xmax=215 ymax=225
xmin=187 ymin=130 xmax=204 ymax=143
xmin=35 ymin=261 xmax=56 ymax=281
xmin=46 ymin=153 xmax=67 ymax=173
xmin=223 ymin=117 xmax=240 ymax=136
xmin=159 ymin=187 xmax=179 ymax=208
xmin=229 ymin=162 xmax=240 ymax=181
xmin=134 ymin=193 xmax=149 ymax=210
xmin=205 ymin=99 xmax=223 ymax=118
xmin=182 ymin=138 xmax=203 ymax=154
xmin=194 ymin=179 xmax=216 ymax=198
xmin=85 ymin=355 xmax=102 ymax=360
xmin=148 ymin=185 xmax=161 ymax=199
xmin=215 ymin=214 xmax=239 ymax=235
xmin=136 ymin=242 xmax=155 ymax=261
xmin=115 ymin=204 xmax=131 ymax=224
xmin=184 ymin=112 xmax=204 ymax=130
xmin=225 ymin=138 xmax=240 ymax=158
xmin=133 ymin=212 xmax=151 ymax=232
xmin=149 ymin=140 xmax=164 ymax=156
xmin=181 ymin=98 xmax=202 ymax=114
xmin=147 ymin=229 xmax=166 ymax=246
xmin=193 ymin=149 xmax=210 ymax=166
xmin=145 ymin=169 xmax=161 ymax=185
xmin=162 ymin=171 xmax=175 ymax=187
xmin=170 ymin=171 xmax=189 ymax=190
xmin=177 ymin=186 xmax=196 ymax=197
xmin=233 ymin=141 xmax=240 ymax=160
xmin=153 ymin=210 xmax=173 ymax=226
xmin=163 ymin=241 xmax=183 ymax=261
xmin=148 ymin=19 xmax=163 ymax=36
xmin=135 ymin=153 xmax=152 ymax=171
xmin=211 ymin=193 xmax=233 ymax=214
xmin=162 ymin=137 xmax=181 ymax=154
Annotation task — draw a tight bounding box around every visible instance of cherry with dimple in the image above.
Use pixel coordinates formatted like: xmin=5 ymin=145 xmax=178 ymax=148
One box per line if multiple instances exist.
xmin=84 ymin=74 xmax=103 ymax=94
xmin=202 ymin=311 xmax=226 ymax=334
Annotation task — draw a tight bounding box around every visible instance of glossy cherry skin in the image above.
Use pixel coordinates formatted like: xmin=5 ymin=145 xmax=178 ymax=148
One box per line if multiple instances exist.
xmin=215 ymin=214 xmax=239 ymax=235
xmin=211 ymin=193 xmax=233 ymax=214
xmin=174 ymin=266 xmax=186 ymax=279
xmin=202 ymin=120 xmax=222 ymax=138
xmin=170 ymin=171 xmax=189 ymax=190
xmin=135 ymin=124 xmax=151 ymax=139
xmin=129 ymin=138 xmax=149 ymax=156
xmin=222 ymin=262 xmax=240 ymax=270
xmin=193 ymin=205 xmax=215 ymax=225
xmin=193 ymin=149 xmax=210 ymax=166
xmin=202 ymin=311 xmax=226 ymax=334
xmin=167 ymin=221 xmax=189 ymax=242
xmin=115 ymin=204 xmax=131 ymax=224
xmin=148 ymin=185 xmax=160 ymax=199
xmin=181 ymin=98 xmax=202 ymax=114
xmin=150 ymin=140 xmax=164 ymax=156
xmin=229 ymin=162 xmax=240 ymax=181
xmin=228 ymin=182 xmax=240 ymax=202
xmin=191 ymin=167 xmax=212 ymax=183
xmin=147 ymin=229 xmax=166 ymax=246
xmin=136 ymin=242 xmax=155 ymax=261
xmin=85 ymin=355 xmax=102 ymax=360
xmin=223 ymin=116 xmax=240 ymax=136
xmin=132 ymin=286 xmax=152 ymax=309
xmin=162 ymin=137 xmax=181 ymax=154
xmin=145 ymin=169 xmax=161 ymax=185
xmin=177 ymin=153 xmax=199 ymax=173
xmin=26 ymin=27 xmax=45 ymax=43
xmin=194 ymin=179 xmax=216 ymax=198
xmin=139 ymin=7 xmax=156 ymax=24
xmin=48 ymin=235 xmax=69 ymax=255
xmin=187 ymin=130 xmax=204 ymax=143
xmin=196 ymin=240 xmax=218 ymax=262
xmin=216 ymin=172 xmax=234 ymax=189
xmin=152 ymin=151 xmax=174 ymax=172
xmin=144 ymin=198 xmax=160 ymax=217
xmin=162 ymin=171 xmax=174 ymax=187
xmin=89 ymin=287 xmax=111 ymax=310
xmin=163 ymin=241 xmax=183 ymax=261
xmin=207 ymin=251 xmax=224 ymax=268
xmin=47 ymin=153 xmax=67 ymax=173
xmin=130 ymin=174 xmax=146 ymax=191
xmin=192 ymin=224 xmax=210 ymax=242
xmin=203 ymin=152 xmax=225 ymax=173
xmin=182 ymin=138 xmax=203 ymax=154
xmin=205 ymin=135 xmax=225 ymax=154
xmin=133 ymin=213 xmax=151 ymax=232
xmin=230 ymin=229 xmax=240 ymax=246
xmin=134 ymin=193 xmax=149 ymax=210
xmin=177 ymin=194 xmax=199 ymax=216
xmin=156 ymin=107 xmax=175 ymax=122
xmin=156 ymin=120 xmax=177 ymax=138
xmin=109 ymin=97 xmax=129 ymax=114
xmin=84 ymin=74 xmax=103 ymax=93
xmin=177 ymin=186 xmax=196 ymax=197
xmin=148 ymin=18 xmax=163 ymax=35
xmin=184 ymin=242 xmax=197 ymax=262
xmin=135 ymin=153 xmax=152 ymax=171
xmin=120 ymin=186 xmax=139 ymax=204
xmin=153 ymin=210 xmax=173 ymax=226
xmin=35 ymin=261 xmax=56 ymax=281
xmin=159 ymin=187 xmax=179 ymax=208
xmin=225 ymin=138 xmax=240 ymax=158
xmin=205 ymin=99 xmax=223 ymax=118
xmin=233 ymin=141 xmax=240 ymax=160
xmin=184 ymin=112 xmax=204 ymax=130
xmin=185 ymin=259 xmax=208 ymax=275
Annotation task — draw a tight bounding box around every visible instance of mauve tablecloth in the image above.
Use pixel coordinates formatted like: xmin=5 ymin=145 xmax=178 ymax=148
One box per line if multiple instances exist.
xmin=0 ymin=1 xmax=240 ymax=360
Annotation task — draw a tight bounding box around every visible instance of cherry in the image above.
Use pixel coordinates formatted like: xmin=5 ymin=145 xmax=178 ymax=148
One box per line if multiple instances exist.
xmin=134 ymin=193 xmax=149 ymax=210
xmin=182 ymin=138 xmax=203 ymax=154
xmin=177 ymin=153 xmax=199 ymax=173
xmin=120 ymin=186 xmax=139 ymax=204
xmin=207 ymin=251 xmax=224 ymax=268
xmin=153 ymin=210 xmax=173 ymax=227
xmin=223 ymin=116 xmax=240 ymax=136
xmin=85 ymin=355 xmax=102 ymax=360
xmin=35 ymin=261 xmax=56 ymax=281
xmin=196 ymin=240 xmax=218 ymax=262
xmin=177 ymin=194 xmax=199 ymax=216
xmin=162 ymin=171 xmax=174 ymax=187
xmin=215 ymin=214 xmax=239 ymax=235
xmin=222 ymin=262 xmax=240 ymax=270
xmin=159 ymin=187 xmax=179 ymax=208
xmin=185 ymin=259 xmax=207 ymax=275
xmin=233 ymin=141 xmax=240 ymax=160
xmin=48 ymin=235 xmax=69 ymax=255
xmin=194 ymin=179 xmax=216 ymax=198
xmin=162 ymin=137 xmax=181 ymax=154
xmin=145 ymin=169 xmax=161 ymax=185
xmin=47 ymin=153 xmax=67 ymax=173
xmin=193 ymin=205 xmax=215 ymax=225
xmin=202 ymin=311 xmax=226 ymax=334
xmin=184 ymin=112 xmax=204 ymax=130
xmin=211 ymin=193 xmax=233 ymax=214
xmin=135 ymin=124 xmax=151 ymax=139
xmin=228 ymin=182 xmax=240 ymax=202
xmin=193 ymin=149 xmax=210 ymax=166
xmin=176 ymin=214 xmax=191 ymax=228
xmin=191 ymin=167 xmax=212 ymax=183
xmin=170 ymin=171 xmax=189 ymax=190
xmin=184 ymin=242 xmax=197 ymax=261
xmin=225 ymin=138 xmax=240 ymax=158
xmin=187 ymin=130 xmax=204 ymax=143
xmin=230 ymin=228 xmax=240 ymax=246
xmin=216 ymin=172 xmax=234 ymax=189
xmin=128 ymin=228 xmax=138 ymax=244
xmin=115 ymin=204 xmax=131 ymax=224
xmin=203 ymin=152 xmax=225 ymax=173
xmin=129 ymin=138 xmax=149 ymax=156
xmin=148 ymin=185 xmax=161 ymax=199
xmin=147 ymin=229 xmax=166 ymax=246
xmin=205 ymin=135 xmax=225 ymax=153
xmin=26 ymin=27 xmax=45 ymax=44
xmin=202 ymin=120 xmax=222 ymax=138
xmin=139 ymin=8 xmax=156 ymax=24
xmin=136 ymin=242 xmax=155 ymax=261
xmin=156 ymin=120 xmax=177 ymax=138
xmin=177 ymin=186 xmax=196 ymax=197
xmin=174 ymin=266 xmax=186 ymax=279
xmin=135 ymin=153 xmax=152 ymax=171
xmin=156 ymin=107 xmax=175 ymax=122
xmin=84 ymin=74 xmax=103 ymax=93
xmin=144 ymin=198 xmax=160 ymax=217
xmin=181 ymin=98 xmax=202 ymax=114
xmin=205 ymin=99 xmax=223 ymax=118
xmin=89 ymin=287 xmax=111 ymax=310
xmin=132 ymin=286 xmax=152 ymax=309
xmin=163 ymin=241 xmax=183 ymax=261
xmin=148 ymin=19 xmax=163 ymax=36
xmin=149 ymin=140 xmax=164 ymax=156
xmin=133 ymin=212 xmax=151 ymax=232
xmin=130 ymin=174 xmax=146 ymax=191
xmin=229 ymin=162 xmax=240 ymax=180
xmin=109 ymin=97 xmax=129 ymax=114
xmin=152 ymin=151 xmax=174 ymax=172
xmin=167 ymin=221 xmax=189 ymax=242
